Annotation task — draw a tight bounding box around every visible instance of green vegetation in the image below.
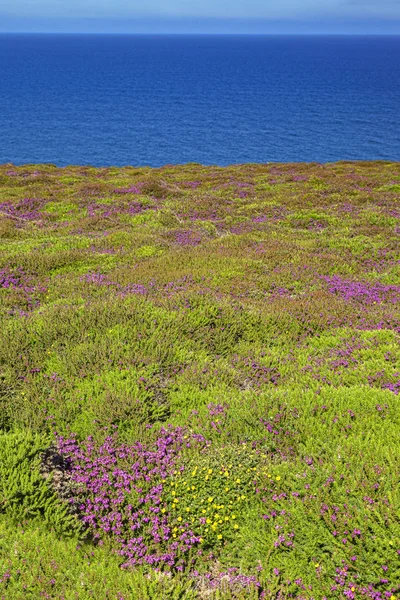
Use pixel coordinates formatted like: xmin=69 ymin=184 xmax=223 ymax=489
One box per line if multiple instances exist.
xmin=0 ymin=161 xmax=399 ymax=598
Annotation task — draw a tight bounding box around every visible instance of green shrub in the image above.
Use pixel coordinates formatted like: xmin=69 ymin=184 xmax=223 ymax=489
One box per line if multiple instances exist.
xmin=0 ymin=430 xmax=80 ymax=536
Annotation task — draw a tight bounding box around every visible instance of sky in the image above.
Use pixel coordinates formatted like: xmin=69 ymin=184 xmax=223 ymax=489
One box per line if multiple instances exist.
xmin=1 ymin=0 xmax=400 ymax=34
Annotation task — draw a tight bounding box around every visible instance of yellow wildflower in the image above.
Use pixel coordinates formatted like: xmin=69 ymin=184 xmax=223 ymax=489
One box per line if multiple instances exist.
xmin=276 ymin=476 xmax=281 ymax=481
xmin=217 ymin=534 xmax=222 ymax=540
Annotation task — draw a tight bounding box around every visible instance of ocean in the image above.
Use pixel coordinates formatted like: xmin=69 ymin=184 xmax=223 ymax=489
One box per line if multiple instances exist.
xmin=0 ymin=34 xmax=399 ymax=166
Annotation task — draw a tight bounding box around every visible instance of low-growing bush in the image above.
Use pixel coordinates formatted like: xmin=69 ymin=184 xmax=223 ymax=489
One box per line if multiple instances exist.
xmin=0 ymin=430 xmax=81 ymax=536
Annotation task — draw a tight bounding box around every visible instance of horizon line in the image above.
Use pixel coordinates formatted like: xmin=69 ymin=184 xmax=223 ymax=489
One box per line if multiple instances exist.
xmin=1 ymin=32 xmax=400 ymax=36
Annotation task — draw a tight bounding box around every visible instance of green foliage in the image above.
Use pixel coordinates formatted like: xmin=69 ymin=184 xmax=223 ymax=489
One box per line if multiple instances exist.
xmin=0 ymin=431 xmax=81 ymax=536
xmin=165 ymin=444 xmax=263 ymax=550
xmin=0 ymin=161 xmax=399 ymax=597
xmin=0 ymin=517 xmax=198 ymax=599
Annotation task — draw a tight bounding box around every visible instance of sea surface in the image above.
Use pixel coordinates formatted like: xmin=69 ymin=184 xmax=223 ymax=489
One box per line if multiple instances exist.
xmin=0 ymin=34 xmax=399 ymax=166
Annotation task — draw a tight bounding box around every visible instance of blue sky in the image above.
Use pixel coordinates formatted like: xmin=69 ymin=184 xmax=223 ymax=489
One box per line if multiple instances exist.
xmin=1 ymin=0 xmax=400 ymax=33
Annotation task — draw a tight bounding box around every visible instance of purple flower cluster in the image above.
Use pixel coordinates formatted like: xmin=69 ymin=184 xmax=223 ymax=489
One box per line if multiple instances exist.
xmin=191 ymin=567 xmax=262 ymax=593
xmin=0 ymin=197 xmax=45 ymax=223
xmin=330 ymin=562 xmax=398 ymax=599
xmin=55 ymin=426 xmax=207 ymax=569
xmin=162 ymin=275 xmax=195 ymax=297
xmin=180 ymin=208 xmax=220 ymax=223
xmin=232 ymin=355 xmax=281 ymax=388
xmin=0 ymin=267 xmax=47 ymax=309
xmin=113 ymin=185 xmax=142 ymax=195
xmin=81 ymin=272 xmax=149 ymax=295
xmin=0 ymin=268 xmax=28 ymax=290
xmin=273 ymin=531 xmax=295 ymax=548
xmin=81 ymin=272 xmax=203 ymax=298
xmin=174 ymin=230 xmax=202 ymax=246
xmin=368 ymin=370 xmax=400 ymax=395
xmin=121 ymin=283 xmax=148 ymax=296
xmin=86 ymin=201 xmax=147 ymax=218
xmin=323 ymin=276 xmax=400 ymax=305
xmin=81 ymin=272 xmax=117 ymax=286
xmin=182 ymin=181 xmax=201 ymax=189
xmin=207 ymin=403 xmax=228 ymax=418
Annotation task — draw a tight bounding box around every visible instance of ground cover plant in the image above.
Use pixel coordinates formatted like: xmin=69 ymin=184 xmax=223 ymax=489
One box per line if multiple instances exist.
xmin=0 ymin=160 xmax=399 ymax=599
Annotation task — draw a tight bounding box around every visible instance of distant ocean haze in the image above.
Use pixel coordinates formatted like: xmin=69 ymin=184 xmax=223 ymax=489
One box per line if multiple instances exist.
xmin=0 ymin=34 xmax=399 ymax=166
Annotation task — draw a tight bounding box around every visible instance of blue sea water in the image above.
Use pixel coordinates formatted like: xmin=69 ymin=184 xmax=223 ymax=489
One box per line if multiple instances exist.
xmin=0 ymin=34 xmax=399 ymax=166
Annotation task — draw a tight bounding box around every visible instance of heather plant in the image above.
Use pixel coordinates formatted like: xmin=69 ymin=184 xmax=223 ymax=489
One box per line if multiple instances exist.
xmin=0 ymin=161 xmax=400 ymax=598
xmin=54 ymin=426 xmax=209 ymax=570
